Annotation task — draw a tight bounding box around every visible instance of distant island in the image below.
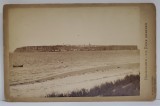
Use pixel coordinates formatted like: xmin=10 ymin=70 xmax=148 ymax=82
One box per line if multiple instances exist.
xmin=14 ymin=45 xmax=138 ymax=52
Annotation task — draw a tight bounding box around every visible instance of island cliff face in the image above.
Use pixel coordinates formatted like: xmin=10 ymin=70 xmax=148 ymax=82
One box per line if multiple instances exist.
xmin=14 ymin=45 xmax=138 ymax=52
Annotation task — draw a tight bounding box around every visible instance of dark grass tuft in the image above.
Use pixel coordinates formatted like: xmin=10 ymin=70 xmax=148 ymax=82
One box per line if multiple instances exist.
xmin=46 ymin=74 xmax=140 ymax=97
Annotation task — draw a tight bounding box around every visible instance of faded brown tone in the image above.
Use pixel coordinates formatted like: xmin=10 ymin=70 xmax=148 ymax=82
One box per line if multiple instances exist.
xmin=7 ymin=5 xmax=140 ymax=52
xmin=3 ymin=4 xmax=156 ymax=101
xmin=9 ymin=50 xmax=140 ymax=97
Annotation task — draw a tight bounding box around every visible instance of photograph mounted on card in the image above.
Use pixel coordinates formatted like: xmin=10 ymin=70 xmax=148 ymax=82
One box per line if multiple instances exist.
xmin=3 ymin=3 xmax=156 ymax=101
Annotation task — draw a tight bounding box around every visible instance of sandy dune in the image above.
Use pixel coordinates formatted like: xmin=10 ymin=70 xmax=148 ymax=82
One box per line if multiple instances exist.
xmin=9 ymin=50 xmax=140 ymax=97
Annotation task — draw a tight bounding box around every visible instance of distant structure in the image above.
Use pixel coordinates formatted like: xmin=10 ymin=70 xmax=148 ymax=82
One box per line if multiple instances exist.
xmin=14 ymin=45 xmax=138 ymax=52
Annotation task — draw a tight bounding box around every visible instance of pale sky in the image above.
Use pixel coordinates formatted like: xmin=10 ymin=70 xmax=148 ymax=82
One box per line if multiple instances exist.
xmin=8 ymin=5 xmax=140 ymax=52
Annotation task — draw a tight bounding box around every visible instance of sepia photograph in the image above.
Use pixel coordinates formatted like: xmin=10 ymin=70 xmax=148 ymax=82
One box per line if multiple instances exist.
xmin=3 ymin=4 xmax=156 ymax=101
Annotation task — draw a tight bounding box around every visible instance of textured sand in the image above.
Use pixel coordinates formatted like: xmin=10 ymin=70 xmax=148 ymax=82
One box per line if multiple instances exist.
xmin=9 ymin=50 xmax=140 ymax=97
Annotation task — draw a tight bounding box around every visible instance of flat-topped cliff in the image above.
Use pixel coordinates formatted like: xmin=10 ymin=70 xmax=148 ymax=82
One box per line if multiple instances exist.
xmin=14 ymin=45 xmax=138 ymax=52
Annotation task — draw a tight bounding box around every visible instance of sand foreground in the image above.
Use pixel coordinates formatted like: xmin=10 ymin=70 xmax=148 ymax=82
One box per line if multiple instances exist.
xmin=9 ymin=50 xmax=140 ymax=97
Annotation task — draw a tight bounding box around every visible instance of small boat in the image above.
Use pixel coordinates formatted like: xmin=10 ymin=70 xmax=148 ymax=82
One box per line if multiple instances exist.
xmin=13 ymin=65 xmax=23 ymax=67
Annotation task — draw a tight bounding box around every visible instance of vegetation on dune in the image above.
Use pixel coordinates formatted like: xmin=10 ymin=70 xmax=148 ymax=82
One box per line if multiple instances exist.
xmin=46 ymin=74 xmax=140 ymax=97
